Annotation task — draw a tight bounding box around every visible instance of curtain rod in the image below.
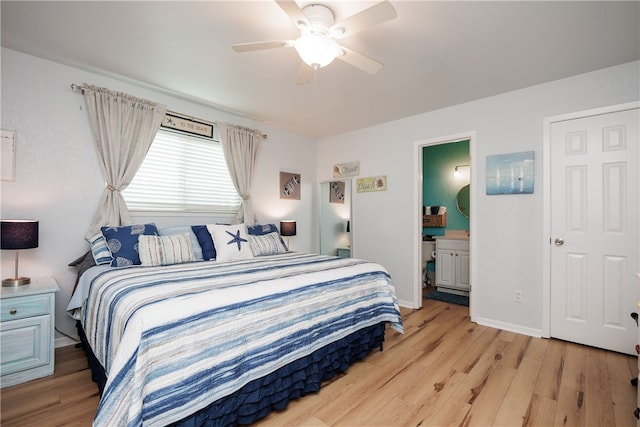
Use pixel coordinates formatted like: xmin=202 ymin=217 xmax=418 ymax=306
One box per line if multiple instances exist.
xmin=71 ymin=83 xmax=267 ymax=139
xmin=70 ymin=83 xmax=84 ymax=93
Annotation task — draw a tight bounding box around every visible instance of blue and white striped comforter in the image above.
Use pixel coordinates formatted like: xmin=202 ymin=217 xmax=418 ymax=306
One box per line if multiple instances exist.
xmin=76 ymin=252 xmax=403 ymax=427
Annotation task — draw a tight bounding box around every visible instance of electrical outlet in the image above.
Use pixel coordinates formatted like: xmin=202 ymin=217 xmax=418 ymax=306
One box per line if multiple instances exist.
xmin=514 ymin=290 xmax=523 ymax=303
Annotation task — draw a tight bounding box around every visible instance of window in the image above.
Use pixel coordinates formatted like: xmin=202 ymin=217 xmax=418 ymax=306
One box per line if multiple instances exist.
xmin=123 ymin=129 xmax=241 ymax=213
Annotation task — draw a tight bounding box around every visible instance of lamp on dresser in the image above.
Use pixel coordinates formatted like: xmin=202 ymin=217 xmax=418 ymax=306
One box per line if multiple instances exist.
xmin=1 ymin=219 xmax=39 ymax=286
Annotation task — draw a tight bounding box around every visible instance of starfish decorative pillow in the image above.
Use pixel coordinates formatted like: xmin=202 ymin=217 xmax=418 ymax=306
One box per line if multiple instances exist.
xmin=207 ymin=223 xmax=254 ymax=262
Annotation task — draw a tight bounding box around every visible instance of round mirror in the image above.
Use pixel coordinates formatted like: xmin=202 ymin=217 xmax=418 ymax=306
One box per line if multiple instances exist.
xmin=456 ymin=184 xmax=470 ymax=218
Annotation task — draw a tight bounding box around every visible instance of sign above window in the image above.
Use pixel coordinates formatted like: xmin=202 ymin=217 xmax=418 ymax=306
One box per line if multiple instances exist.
xmin=161 ymin=112 xmax=215 ymax=139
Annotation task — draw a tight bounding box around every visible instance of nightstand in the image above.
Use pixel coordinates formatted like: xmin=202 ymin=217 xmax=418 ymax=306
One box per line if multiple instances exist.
xmin=1 ymin=277 xmax=59 ymax=388
xmin=337 ymin=247 xmax=351 ymax=258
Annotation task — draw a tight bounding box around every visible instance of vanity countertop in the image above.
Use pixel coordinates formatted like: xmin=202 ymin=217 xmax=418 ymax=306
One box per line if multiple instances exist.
xmin=434 ymin=235 xmax=469 ymax=240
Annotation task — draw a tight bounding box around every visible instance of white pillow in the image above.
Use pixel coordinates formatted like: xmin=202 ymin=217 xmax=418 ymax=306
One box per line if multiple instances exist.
xmin=138 ymin=233 xmax=196 ymax=266
xmin=157 ymin=225 xmax=204 ymax=261
xmin=207 ymin=223 xmax=254 ymax=262
xmin=248 ymin=232 xmax=288 ymax=256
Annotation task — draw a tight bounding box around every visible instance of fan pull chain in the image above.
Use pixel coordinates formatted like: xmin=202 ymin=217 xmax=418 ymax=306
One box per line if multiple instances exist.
xmin=313 ymin=69 xmax=317 ymax=97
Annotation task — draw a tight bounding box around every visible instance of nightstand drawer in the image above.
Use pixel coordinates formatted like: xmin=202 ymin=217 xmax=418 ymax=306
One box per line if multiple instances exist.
xmin=0 ymin=294 xmax=51 ymax=322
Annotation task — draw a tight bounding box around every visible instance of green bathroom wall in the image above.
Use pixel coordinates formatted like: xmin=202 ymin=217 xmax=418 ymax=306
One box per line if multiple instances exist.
xmin=422 ymin=140 xmax=470 ymax=237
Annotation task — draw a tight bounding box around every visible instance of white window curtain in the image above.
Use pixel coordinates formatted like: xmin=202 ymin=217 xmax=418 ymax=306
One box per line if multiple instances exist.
xmin=79 ymin=84 xmax=167 ymax=238
xmin=217 ymin=123 xmax=262 ymax=225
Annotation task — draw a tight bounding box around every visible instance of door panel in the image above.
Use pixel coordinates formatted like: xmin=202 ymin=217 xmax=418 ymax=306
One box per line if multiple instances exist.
xmin=436 ymin=251 xmax=454 ymax=288
xmin=457 ymin=251 xmax=470 ymax=289
xmin=550 ymin=107 xmax=639 ymax=355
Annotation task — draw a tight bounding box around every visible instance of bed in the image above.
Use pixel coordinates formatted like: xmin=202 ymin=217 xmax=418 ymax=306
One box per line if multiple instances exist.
xmin=67 ymin=223 xmax=403 ymax=427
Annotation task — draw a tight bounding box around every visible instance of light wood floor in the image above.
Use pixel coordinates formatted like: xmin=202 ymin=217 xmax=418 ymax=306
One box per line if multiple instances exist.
xmin=1 ymin=300 xmax=638 ymax=426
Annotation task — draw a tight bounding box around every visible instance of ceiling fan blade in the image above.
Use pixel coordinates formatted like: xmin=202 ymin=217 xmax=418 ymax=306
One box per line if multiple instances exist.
xmin=337 ymin=46 xmax=384 ymax=75
xmin=232 ymin=40 xmax=294 ymax=52
xmin=296 ymin=62 xmax=314 ymax=86
xmin=275 ymin=1 xmax=309 ymax=28
xmin=331 ymin=1 xmax=396 ymax=37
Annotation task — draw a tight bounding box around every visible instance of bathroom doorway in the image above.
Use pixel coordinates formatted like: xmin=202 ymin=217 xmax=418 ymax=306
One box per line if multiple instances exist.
xmin=413 ymin=132 xmax=476 ymax=321
xmin=421 ymin=140 xmax=470 ymax=298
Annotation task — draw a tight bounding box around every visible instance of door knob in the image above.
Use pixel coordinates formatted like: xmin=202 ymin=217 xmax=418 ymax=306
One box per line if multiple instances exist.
xmin=554 ymin=237 xmax=564 ymax=246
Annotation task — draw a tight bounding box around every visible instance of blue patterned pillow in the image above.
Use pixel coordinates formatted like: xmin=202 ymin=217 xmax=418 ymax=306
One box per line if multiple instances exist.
xmin=100 ymin=223 xmax=159 ymax=267
xmin=87 ymin=232 xmax=112 ymax=265
xmin=191 ymin=225 xmax=216 ymax=260
xmin=246 ymin=223 xmax=279 ymax=236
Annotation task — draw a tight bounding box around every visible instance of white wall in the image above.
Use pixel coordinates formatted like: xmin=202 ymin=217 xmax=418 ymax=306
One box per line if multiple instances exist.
xmin=0 ymin=48 xmax=316 ymax=343
xmin=317 ymin=61 xmax=639 ymax=334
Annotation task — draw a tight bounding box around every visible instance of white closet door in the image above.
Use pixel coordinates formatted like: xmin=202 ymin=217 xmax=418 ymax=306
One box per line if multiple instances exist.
xmin=550 ymin=106 xmax=639 ymax=355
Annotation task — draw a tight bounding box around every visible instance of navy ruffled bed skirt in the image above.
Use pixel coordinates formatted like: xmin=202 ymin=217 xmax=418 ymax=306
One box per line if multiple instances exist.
xmin=76 ymin=321 xmax=386 ymax=426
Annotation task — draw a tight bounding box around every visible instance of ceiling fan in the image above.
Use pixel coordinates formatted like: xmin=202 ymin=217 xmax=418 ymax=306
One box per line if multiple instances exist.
xmin=232 ymin=1 xmax=397 ymax=85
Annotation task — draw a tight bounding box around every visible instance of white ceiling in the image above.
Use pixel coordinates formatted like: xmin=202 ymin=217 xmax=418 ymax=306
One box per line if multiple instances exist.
xmin=2 ymin=1 xmax=638 ymax=139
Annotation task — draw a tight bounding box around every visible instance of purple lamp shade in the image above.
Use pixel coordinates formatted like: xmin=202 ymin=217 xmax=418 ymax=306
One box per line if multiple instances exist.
xmin=1 ymin=220 xmax=39 ymax=287
xmin=280 ymin=220 xmax=296 ymax=237
xmin=1 ymin=220 xmax=39 ymax=250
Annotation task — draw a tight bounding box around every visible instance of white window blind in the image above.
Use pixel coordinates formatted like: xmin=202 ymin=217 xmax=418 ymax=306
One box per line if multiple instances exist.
xmin=123 ymin=130 xmax=241 ymax=213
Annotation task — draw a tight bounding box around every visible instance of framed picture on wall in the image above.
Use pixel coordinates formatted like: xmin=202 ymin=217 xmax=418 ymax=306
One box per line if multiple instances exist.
xmin=330 ymin=181 xmax=345 ymax=203
xmin=486 ymin=151 xmax=534 ymax=195
xmin=280 ymin=171 xmax=301 ymax=200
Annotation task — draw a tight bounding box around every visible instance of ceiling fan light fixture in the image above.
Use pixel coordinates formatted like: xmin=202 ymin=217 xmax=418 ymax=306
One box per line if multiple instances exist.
xmin=294 ymin=34 xmax=341 ymax=69
xmin=330 ymin=27 xmax=345 ymax=39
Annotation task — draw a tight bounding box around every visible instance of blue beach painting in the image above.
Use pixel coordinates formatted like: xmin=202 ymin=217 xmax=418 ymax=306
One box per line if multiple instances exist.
xmin=486 ymin=151 xmax=534 ymax=195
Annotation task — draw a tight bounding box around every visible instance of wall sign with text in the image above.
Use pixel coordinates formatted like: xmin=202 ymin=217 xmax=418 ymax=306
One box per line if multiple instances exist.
xmin=333 ymin=161 xmax=360 ymax=178
xmin=161 ymin=112 xmax=214 ymax=139
xmin=356 ymin=176 xmax=387 ymax=193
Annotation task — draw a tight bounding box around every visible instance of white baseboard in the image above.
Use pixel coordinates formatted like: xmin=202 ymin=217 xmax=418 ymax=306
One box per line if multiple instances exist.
xmin=397 ymin=298 xmax=415 ymax=309
xmin=55 ymin=336 xmax=80 ymax=348
xmin=475 ymin=316 xmax=542 ymax=338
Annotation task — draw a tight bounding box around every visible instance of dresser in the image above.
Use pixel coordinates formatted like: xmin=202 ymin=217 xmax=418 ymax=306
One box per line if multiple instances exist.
xmin=0 ymin=277 xmax=59 ymax=388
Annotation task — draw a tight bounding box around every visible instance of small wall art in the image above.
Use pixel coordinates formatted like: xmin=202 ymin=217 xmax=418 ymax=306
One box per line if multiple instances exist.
xmin=356 ymin=176 xmax=387 ymax=193
xmin=330 ymin=181 xmax=345 ymax=203
xmin=280 ymin=171 xmax=301 ymax=200
xmin=333 ymin=161 xmax=360 ymax=178
xmin=1 ymin=129 xmax=16 ymax=182
xmin=486 ymin=151 xmax=534 ymax=195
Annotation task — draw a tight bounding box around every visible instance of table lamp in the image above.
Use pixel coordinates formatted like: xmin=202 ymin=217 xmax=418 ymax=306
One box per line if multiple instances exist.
xmin=280 ymin=220 xmax=296 ymax=249
xmin=1 ymin=220 xmax=39 ymax=286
